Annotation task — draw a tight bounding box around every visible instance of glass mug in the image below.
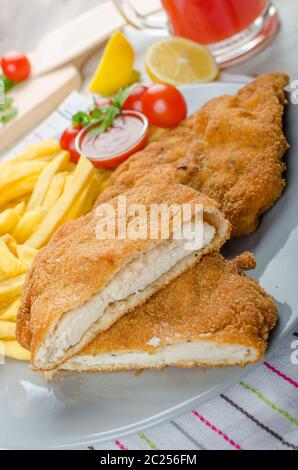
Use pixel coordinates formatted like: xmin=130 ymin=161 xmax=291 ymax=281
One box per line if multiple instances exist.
xmin=114 ymin=0 xmax=279 ymax=66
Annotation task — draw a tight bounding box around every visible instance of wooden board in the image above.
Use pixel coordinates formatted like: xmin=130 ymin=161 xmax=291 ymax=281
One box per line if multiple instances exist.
xmin=0 ymin=65 xmax=81 ymax=156
xmin=29 ymin=1 xmax=125 ymax=77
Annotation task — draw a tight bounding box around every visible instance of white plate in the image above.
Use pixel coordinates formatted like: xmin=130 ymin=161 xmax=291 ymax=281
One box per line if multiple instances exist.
xmin=1 ymin=83 xmax=297 ymax=450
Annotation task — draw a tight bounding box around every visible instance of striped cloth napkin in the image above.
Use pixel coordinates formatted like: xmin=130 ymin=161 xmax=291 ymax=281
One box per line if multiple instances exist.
xmin=85 ymin=332 xmax=298 ymax=450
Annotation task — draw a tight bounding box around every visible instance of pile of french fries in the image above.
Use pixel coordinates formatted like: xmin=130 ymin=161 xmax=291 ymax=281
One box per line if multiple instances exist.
xmin=0 ymin=139 xmax=110 ymax=361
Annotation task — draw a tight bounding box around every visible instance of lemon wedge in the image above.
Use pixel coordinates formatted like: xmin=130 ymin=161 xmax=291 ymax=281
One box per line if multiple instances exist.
xmin=145 ymin=38 xmax=218 ymax=86
xmin=88 ymin=31 xmax=135 ymax=96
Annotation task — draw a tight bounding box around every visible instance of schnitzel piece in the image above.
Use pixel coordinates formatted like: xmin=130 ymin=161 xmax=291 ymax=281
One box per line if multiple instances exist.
xmin=96 ymin=73 xmax=289 ymax=237
xmin=57 ymin=252 xmax=277 ymax=373
xmin=17 ymin=184 xmax=229 ymax=371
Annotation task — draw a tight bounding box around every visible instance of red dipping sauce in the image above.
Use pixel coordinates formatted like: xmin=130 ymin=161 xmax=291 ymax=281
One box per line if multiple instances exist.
xmin=75 ymin=111 xmax=149 ymax=170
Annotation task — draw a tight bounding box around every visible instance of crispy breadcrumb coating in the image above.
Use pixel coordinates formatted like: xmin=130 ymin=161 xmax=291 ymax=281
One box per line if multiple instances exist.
xmin=17 ymin=184 xmax=228 ymax=368
xmin=72 ymin=252 xmax=277 ymax=369
xmin=97 ymin=73 xmax=289 ymax=237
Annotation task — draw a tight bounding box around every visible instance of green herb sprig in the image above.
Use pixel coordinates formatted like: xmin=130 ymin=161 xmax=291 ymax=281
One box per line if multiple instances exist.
xmin=72 ymin=86 xmax=134 ymax=136
xmin=0 ymin=74 xmax=17 ymax=93
xmin=0 ymin=92 xmax=17 ymax=126
xmin=0 ymin=74 xmax=18 ymax=126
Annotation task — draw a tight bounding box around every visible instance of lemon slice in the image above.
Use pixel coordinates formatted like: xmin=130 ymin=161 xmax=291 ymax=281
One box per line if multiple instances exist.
xmin=88 ymin=31 xmax=135 ymax=96
xmin=145 ymin=38 xmax=218 ymax=86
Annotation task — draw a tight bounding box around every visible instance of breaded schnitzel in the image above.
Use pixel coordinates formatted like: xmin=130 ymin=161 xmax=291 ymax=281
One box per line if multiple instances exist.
xmin=96 ymin=73 xmax=289 ymax=237
xmin=17 ymin=184 xmax=229 ymax=370
xmin=56 ymin=252 xmax=277 ymax=373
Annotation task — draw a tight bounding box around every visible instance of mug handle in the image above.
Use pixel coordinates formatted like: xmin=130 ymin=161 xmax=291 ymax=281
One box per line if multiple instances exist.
xmin=113 ymin=0 xmax=168 ymax=32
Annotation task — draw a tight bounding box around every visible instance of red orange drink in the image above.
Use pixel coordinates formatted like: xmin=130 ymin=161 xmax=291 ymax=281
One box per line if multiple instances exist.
xmin=161 ymin=0 xmax=268 ymax=44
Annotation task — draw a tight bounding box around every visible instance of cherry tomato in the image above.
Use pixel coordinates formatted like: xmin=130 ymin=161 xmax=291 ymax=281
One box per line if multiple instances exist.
xmin=122 ymin=85 xmax=149 ymax=113
xmin=141 ymin=84 xmax=187 ymax=128
xmin=60 ymin=125 xmax=83 ymax=163
xmin=1 ymin=51 xmax=31 ymax=82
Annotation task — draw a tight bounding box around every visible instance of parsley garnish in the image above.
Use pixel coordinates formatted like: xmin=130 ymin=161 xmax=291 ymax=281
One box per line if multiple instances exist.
xmin=72 ymin=111 xmax=93 ymax=127
xmin=72 ymin=86 xmax=135 ymax=136
xmin=0 ymin=75 xmax=18 ymax=126
xmin=0 ymin=74 xmax=17 ymax=93
xmin=0 ymin=93 xmax=17 ymax=126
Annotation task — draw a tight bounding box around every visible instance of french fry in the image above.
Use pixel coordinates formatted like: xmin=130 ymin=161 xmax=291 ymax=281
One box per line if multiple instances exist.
xmin=13 ymin=201 xmax=26 ymax=217
xmin=2 ymin=139 xmax=61 ymax=165
xmin=65 ymin=162 xmax=77 ymax=172
xmin=42 ymin=172 xmax=67 ymax=211
xmin=2 ymin=341 xmax=31 ymax=361
xmin=0 ymin=208 xmax=20 ymax=236
xmin=0 ymin=164 xmax=44 ymax=212
xmin=0 ymin=142 xmax=113 ymax=362
xmin=0 ymin=299 xmax=20 ymax=322
xmin=0 ymin=161 xmax=46 ymax=188
xmin=26 ymin=151 xmax=70 ymax=211
xmin=63 ymin=173 xmax=102 ymax=222
xmin=0 ymin=321 xmax=16 ymax=339
xmin=0 ymin=275 xmax=26 ymax=309
xmin=63 ymin=174 xmax=74 ymax=193
xmin=80 ymin=174 xmax=103 ymax=213
xmin=1 ymin=196 xmax=29 ymax=212
xmin=95 ymin=169 xmax=111 ymax=191
xmin=100 ymin=178 xmax=110 ymax=193
xmin=0 ymin=239 xmax=27 ymax=281
xmin=2 ymin=234 xmax=18 ymax=256
xmin=0 ymin=175 xmax=38 ymax=208
xmin=26 ymin=156 xmax=95 ymax=249
xmin=12 ymin=207 xmax=47 ymax=244
xmin=16 ymin=245 xmax=38 ymax=268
